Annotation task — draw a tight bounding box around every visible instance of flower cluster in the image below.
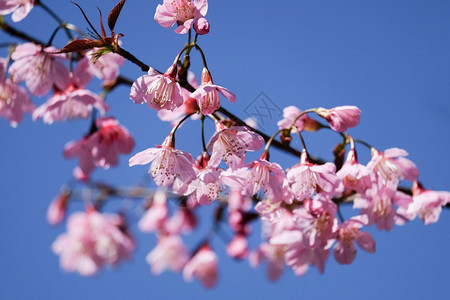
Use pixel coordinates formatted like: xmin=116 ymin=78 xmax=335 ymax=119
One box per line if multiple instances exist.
xmin=1 ymin=0 xmax=448 ymax=290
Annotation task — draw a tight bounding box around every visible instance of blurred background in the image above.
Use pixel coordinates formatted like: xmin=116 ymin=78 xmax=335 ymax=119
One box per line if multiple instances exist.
xmin=1 ymin=0 xmax=449 ymax=299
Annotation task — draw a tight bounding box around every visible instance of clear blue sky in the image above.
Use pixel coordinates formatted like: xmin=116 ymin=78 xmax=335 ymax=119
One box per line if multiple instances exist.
xmin=1 ymin=1 xmax=449 ymax=299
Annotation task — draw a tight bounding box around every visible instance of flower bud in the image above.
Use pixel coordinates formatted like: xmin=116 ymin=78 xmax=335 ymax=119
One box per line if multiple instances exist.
xmin=194 ymin=18 xmax=210 ymax=35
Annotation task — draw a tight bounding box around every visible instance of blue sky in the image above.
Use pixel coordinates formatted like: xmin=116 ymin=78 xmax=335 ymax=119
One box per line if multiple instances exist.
xmin=1 ymin=1 xmax=449 ymax=299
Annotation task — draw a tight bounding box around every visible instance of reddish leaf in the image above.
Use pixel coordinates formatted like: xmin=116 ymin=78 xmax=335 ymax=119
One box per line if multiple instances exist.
xmin=56 ymin=39 xmax=104 ymax=54
xmin=108 ymin=0 xmax=127 ymax=32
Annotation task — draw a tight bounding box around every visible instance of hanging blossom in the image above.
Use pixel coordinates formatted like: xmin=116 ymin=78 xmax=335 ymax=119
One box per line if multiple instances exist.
xmin=208 ymin=122 xmax=264 ymax=170
xmin=52 ymin=207 xmax=135 ymax=276
xmin=0 ymin=57 xmax=35 ymax=127
xmin=146 ymin=235 xmax=190 ymax=275
xmin=8 ymin=43 xmax=70 ymax=96
xmin=221 ymin=151 xmax=293 ymax=204
xmin=286 ymin=149 xmax=342 ymax=201
xmin=138 ymin=190 xmax=169 ymax=233
xmin=277 ymin=105 xmax=319 ymax=133
xmin=158 ymin=71 xmax=200 ymax=126
xmin=190 ymin=67 xmax=236 ymax=115
xmin=354 ymin=181 xmax=412 ymax=231
xmin=130 ymin=64 xmax=183 ymax=111
xmin=398 ymin=181 xmax=450 ymax=225
xmin=316 ymin=105 xmax=361 ymax=133
xmin=85 ymin=49 xmax=124 ymax=86
xmin=249 ymin=243 xmax=286 ymax=282
xmin=64 ymin=116 xmax=135 ymax=181
xmin=154 ymin=0 xmax=208 ymax=34
xmin=183 ymin=244 xmax=218 ymax=289
xmin=333 ymin=215 xmax=375 ymax=265
xmin=367 ymin=147 xmax=419 ymax=190
xmin=32 ymin=58 xmax=108 ymax=124
xmin=336 ymin=147 xmax=372 ymax=194
xmin=0 ymin=0 xmax=35 ymax=22
xmin=129 ymin=134 xmax=196 ymax=188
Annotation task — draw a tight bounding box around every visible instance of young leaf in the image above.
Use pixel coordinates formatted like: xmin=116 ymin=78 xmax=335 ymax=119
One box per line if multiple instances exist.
xmin=108 ymin=0 xmax=127 ymax=32
xmin=56 ymin=39 xmax=103 ymax=54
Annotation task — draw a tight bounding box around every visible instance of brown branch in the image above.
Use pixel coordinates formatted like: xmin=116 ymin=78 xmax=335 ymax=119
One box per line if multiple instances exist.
xmin=0 ymin=19 xmax=45 ymax=45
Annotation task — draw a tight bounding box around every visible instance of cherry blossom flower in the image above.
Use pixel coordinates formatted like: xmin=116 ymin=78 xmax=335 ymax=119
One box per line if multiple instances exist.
xmin=293 ymin=197 xmax=338 ymax=249
xmin=0 ymin=0 xmax=35 ymax=22
xmin=367 ymin=147 xmax=419 ymax=189
xmin=336 ymin=148 xmax=372 ymax=194
xmin=165 ymin=207 xmax=197 ymax=235
xmin=226 ymin=235 xmax=248 ymax=259
xmin=287 ymin=149 xmax=341 ymax=200
xmin=222 ymin=152 xmax=293 ymax=204
xmin=190 ymin=68 xmax=235 ymax=115
xmin=64 ymin=117 xmax=135 ymax=181
xmin=354 ymin=183 xmax=412 ymax=231
xmin=249 ymin=243 xmax=285 ymax=282
xmin=154 ymin=0 xmax=208 ymax=34
xmin=399 ymin=181 xmax=450 ymax=225
xmin=255 ymin=198 xmax=284 ymax=223
xmin=157 ymin=72 xmax=199 ymax=125
xmin=316 ymin=105 xmax=361 ymax=132
xmin=277 ymin=105 xmax=313 ymax=133
xmin=52 ymin=209 xmax=135 ymax=276
xmin=9 ymin=43 xmax=70 ymax=96
xmin=130 ymin=65 xmax=183 ymax=111
xmin=208 ymin=122 xmax=264 ymax=170
xmin=86 ymin=49 xmax=124 ymax=86
xmin=138 ymin=191 xmax=169 ymax=232
xmin=146 ymin=235 xmax=189 ymax=275
xmin=0 ymin=57 xmax=35 ymax=127
xmin=285 ymin=240 xmax=329 ymax=276
xmin=194 ymin=17 xmax=210 ymax=35
xmin=333 ymin=215 xmax=375 ymax=265
xmin=129 ymin=134 xmax=196 ymax=188
xmin=183 ymin=245 xmax=218 ymax=289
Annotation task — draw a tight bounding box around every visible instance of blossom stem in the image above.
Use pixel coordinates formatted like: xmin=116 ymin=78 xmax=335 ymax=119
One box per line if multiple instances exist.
xmin=194 ymin=44 xmax=208 ymax=69
xmin=295 ymin=127 xmax=308 ymax=152
xmin=264 ymin=129 xmax=282 ymax=152
xmin=200 ymin=115 xmax=208 ymax=153
xmin=354 ymin=138 xmax=373 ymax=150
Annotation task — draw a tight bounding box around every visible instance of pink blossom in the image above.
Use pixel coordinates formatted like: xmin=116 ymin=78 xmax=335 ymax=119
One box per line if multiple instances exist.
xmin=86 ymin=49 xmax=124 ymax=85
xmin=336 ymin=148 xmax=372 ymax=193
xmin=400 ymin=181 xmax=450 ymax=225
xmin=367 ymin=147 xmax=419 ymax=189
xmin=64 ymin=117 xmax=135 ymax=181
xmin=208 ymin=123 xmax=264 ymax=170
xmin=130 ymin=66 xmax=183 ymax=111
xmin=157 ymin=72 xmax=199 ymax=125
xmin=226 ymin=235 xmax=248 ymax=259
xmin=154 ymin=0 xmax=208 ymax=34
xmin=9 ymin=43 xmax=70 ymax=96
xmin=138 ymin=191 xmax=169 ymax=232
xmin=146 ymin=235 xmax=189 ymax=275
xmin=293 ymin=197 xmax=338 ymax=249
xmin=287 ymin=149 xmax=341 ymax=200
xmin=47 ymin=189 xmax=70 ymax=226
xmin=249 ymin=243 xmax=285 ymax=282
xmin=180 ymin=167 xmax=222 ymax=205
xmin=129 ymin=134 xmax=196 ymax=188
xmin=52 ymin=209 xmax=135 ymax=276
xmin=191 ymin=68 xmax=235 ymax=115
xmin=183 ymin=245 xmax=218 ymax=289
xmin=255 ymin=199 xmax=284 ymax=223
xmin=333 ymin=215 xmax=375 ymax=265
xmin=0 ymin=0 xmax=34 ymax=22
xmin=354 ymin=184 xmax=412 ymax=231
xmin=277 ymin=105 xmax=311 ymax=133
xmin=222 ymin=154 xmax=294 ymax=204
xmin=0 ymin=57 xmax=35 ymax=127
xmin=32 ymin=85 xmax=108 ymax=124
xmin=165 ymin=208 xmax=197 ymax=235
xmin=194 ymin=17 xmax=210 ymax=35
xmin=316 ymin=105 xmax=361 ymax=132
xmin=285 ymin=240 xmax=329 ymax=276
